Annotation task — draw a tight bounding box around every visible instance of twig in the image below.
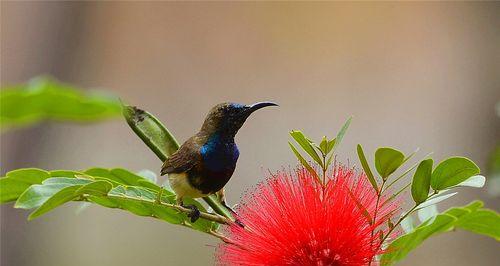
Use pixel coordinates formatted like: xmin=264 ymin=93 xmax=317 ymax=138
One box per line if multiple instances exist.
xmin=209 ymin=230 xmax=250 ymax=250
xmin=209 ymin=230 xmax=234 ymax=244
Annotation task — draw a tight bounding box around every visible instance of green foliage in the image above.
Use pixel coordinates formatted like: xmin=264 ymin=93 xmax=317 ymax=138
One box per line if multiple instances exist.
xmin=288 ymin=142 xmax=320 ymax=181
xmin=375 ymin=147 xmax=405 ymax=180
xmin=0 ymin=77 xmax=121 ymax=130
xmin=29 ymin=185 xmax=84 ymax=220
xmin=356 ymin=144 xmax=379 ymax=192
xmin=411 ymin=159 xmax=433 ymax=204
xmin=355 ymin=144 xmax=495 ymax=266
xmin=381 ymin=201 xmax=500 ymax=265
xmin=332 ymin=117 xmax=352 ymax=154
xmin=1 ymin=168 xmax=217 ymax=232
xmin=290 ymin=130 xmax=323 ymax=167
xmin=431 ymin=157 xmax=480 ymax=190
xmin=289 ymin=117 xmax=352 ymax=185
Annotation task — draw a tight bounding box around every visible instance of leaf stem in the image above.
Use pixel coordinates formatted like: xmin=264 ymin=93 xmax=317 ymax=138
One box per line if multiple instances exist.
xmin=322 ymin=154 xmax=327 ymax=186
xmin=368 ymin=179 xmax=386 ymax=265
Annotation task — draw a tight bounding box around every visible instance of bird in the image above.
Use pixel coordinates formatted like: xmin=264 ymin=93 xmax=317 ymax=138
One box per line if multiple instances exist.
xmin=160 ymin=102 xmax=278 ymax=222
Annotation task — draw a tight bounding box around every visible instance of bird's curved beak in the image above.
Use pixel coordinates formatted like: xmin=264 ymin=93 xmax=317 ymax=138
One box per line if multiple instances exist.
xmin=247 ymin=101 xmax=279 ymax=114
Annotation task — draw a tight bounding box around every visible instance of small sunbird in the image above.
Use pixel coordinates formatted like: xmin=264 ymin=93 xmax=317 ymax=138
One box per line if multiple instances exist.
xmin=161 ymin=102 xmax=278 ymax=222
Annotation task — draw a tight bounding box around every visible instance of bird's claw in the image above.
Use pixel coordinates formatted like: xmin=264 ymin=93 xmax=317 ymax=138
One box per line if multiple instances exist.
xmin=183 ymin=204 xmax=201 ymax=223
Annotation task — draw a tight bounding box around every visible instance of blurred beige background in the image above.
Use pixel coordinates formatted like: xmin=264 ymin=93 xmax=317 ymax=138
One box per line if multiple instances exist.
xmin=1 ymin=2 xmax=499 ymax=266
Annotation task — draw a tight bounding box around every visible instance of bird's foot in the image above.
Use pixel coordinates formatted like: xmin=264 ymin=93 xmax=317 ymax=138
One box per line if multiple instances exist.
xmin=183 ymin=204 xmax=201 ymax=223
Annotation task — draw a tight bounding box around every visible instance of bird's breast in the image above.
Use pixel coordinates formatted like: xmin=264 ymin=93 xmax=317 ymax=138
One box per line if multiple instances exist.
xmin=200 ymin=139 xmax=239 ymax=172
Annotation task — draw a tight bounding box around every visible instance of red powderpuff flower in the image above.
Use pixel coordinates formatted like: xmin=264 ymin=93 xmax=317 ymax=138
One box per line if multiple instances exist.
xmin=217 ymin=166 xmax=399 ymax=266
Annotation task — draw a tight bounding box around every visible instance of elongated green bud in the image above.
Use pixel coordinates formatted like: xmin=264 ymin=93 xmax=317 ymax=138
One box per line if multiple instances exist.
xmin=123 ymin=106 xmax=179 ymax=161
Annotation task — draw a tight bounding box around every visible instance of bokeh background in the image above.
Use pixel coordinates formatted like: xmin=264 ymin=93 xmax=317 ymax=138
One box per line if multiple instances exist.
xmin=1 ymin=2 xmax=499 ymax=266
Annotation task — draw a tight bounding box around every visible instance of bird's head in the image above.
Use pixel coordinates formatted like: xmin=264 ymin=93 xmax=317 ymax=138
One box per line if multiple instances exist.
xmin=200 ymin=102 xmax=278 ymax=138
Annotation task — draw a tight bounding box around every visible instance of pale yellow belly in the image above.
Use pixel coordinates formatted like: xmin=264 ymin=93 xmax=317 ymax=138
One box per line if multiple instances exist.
xmin=168 ymin=173 xmax=207 ymax=199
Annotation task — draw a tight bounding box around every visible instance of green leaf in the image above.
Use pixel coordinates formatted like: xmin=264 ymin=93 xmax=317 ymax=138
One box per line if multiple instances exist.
xmin=137 ymin=180 xmax=161 ymax=192
xmin=75 ymin=180 xmax=113 ymax=196
xmin=50 ymin=170 xmax=85 ymax=178
xmin=332 ymin=116 xmax=352 ymax=153
xmin=375 ymin=147 xmax=405 ymax=180
xmin=411 ymin=159 xmax=433 ymax=204
xmin=0 ymin=168 xmax=51 ymax=203
xmin=42 ymin=177 xmax=92 ymax=185
xmin=290 ymin=130 xmax=323 ymax=167
xmin=84 ymin=168 xmax=145 ymax=186
xmin=15 ymin=184 xmax=73 ymax=209
xmin=319 ymin=136 xmax=328 ymax=155
xmin=0 ymin=178 xmax=30 ymax=203
xmin=28 ymin=185 xmax=83 ymax=220
xmin=109 ymin=185 xmax=157 ymax=200
xmin=382 ymin=201 xmax=500 ymax=265
xmin=289 ymin=142 xmax=320 ymax=182
xmin=123 ymin=105 xmax=179 ymax=161
xmin=356 ymin=144 xmax=378 ymax=192
xmin=7 ymin=168 xmax=51 ymax=183
xmin=0 ymin=77 xmax=121 ymax=130
xmin=455 ymin=209 xmax=500 ymax=240
xmin=326 ymin=139 xmax=336 ymax=155
xmin=431 ymin=157 xmax=480 ymax=190
xmin=15 ymin=178 xmax=92 ymax=209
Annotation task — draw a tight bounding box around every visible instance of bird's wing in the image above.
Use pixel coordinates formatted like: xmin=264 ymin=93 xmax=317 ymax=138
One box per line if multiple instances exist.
xmin=161 ymin=136 xmax=201 ymax=175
